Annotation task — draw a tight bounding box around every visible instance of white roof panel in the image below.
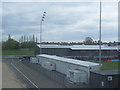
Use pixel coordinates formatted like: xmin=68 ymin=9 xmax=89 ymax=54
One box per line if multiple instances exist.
xmin=37 ymin=54 xmax=100 ymax=67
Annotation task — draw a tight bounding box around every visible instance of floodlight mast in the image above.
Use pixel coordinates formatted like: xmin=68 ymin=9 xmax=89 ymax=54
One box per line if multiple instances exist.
xmin=40 ymin=12 xmax=46 ymax=55
xmin=99 ymin=0 xmax=102 ymax=68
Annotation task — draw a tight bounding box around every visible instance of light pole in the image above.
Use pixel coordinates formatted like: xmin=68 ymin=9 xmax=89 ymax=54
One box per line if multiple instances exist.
xmin=99 ymin=0 xmax=102 ymax=68
xmin=40 ymin=12 xmax=46 ymax=55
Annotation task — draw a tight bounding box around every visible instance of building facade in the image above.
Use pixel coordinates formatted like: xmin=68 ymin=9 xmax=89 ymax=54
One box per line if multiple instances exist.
xmin=35 ymin=45 xmax=119 ymax=61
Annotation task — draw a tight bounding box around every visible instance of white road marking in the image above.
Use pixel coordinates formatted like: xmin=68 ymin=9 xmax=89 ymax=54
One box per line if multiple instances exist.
xmin=11 ymin=62 xmax=39 ymax=88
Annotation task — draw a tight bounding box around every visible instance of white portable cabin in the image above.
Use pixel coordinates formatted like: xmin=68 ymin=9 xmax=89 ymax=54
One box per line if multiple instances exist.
xmin=36 ymin=54 xmax=100 ymax=83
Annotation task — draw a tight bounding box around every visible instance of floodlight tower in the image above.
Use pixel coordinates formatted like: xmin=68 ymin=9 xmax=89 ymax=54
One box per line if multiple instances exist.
xmin=40 ymin=12 xmax=46 ymax=55
xmin=99 ymin=0 xmax=102 ymax=68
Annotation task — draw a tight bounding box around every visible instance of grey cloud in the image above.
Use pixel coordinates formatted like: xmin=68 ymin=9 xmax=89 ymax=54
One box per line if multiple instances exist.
xmin=2 ymin=2 xmax=118 ymax=42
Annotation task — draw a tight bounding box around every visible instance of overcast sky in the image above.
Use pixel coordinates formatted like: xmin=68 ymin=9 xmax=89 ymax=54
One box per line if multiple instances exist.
xmin=1 ymin=1 xmax=118 ymax=42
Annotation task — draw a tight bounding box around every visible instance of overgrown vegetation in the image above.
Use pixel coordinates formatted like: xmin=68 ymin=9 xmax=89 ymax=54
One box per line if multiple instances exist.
xmin=2 ymin=35 xmax=36 ymax=50
xmin=2 ymin=35 xmax=36 ymax=55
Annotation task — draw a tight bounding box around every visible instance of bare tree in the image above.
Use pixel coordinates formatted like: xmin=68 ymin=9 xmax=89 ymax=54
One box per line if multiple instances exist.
xmin=33 ymin=34 xmax=35 ymax=42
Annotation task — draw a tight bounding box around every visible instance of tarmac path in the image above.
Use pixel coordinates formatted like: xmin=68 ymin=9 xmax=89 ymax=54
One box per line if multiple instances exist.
xmin=2 ymin=60 xmax=25 ymax=88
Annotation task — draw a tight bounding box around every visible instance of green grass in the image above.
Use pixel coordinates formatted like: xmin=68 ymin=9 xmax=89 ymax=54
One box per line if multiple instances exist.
xmin=92 ymin=60 xmax=120 ymax=70
xmin=2 ymin=48 xmax=35 ymax=55
xmin=101 ymin=61 xmax=120 ymax=70
xmin=94 ymin=61 xmax=120 ymax=70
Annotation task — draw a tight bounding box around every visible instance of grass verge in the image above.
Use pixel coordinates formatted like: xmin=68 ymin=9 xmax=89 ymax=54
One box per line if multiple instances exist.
xmin=2 ymin=48 xmax=34 ymax=55
xmin=101 ymin=61 xmax=120 ymax=70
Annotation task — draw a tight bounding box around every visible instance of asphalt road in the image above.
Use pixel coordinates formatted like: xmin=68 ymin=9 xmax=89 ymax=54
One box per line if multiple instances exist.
xmin=3 ymin=58 xmax=65 ymax=88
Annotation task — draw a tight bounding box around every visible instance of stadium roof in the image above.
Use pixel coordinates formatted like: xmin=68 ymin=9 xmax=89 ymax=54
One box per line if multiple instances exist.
xmin=36 ymin=44 xmax=119 ymax=50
